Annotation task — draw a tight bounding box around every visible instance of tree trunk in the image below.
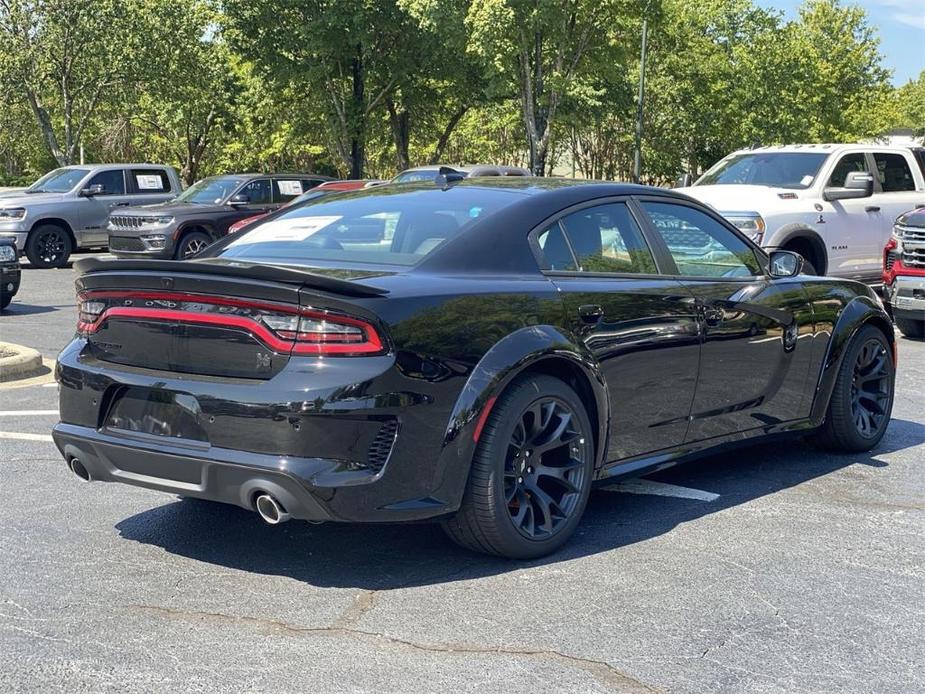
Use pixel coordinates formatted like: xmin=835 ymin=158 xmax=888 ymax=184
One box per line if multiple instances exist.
xmin=429 ymin=105 xmax=469 ymax=165
xmin=349 ymin=48 xmax=365 ymax=179
xmin=25 ymin=89 xmax=67 ymax=166
xmin=386 ymin=99 xmax=410 ymax=172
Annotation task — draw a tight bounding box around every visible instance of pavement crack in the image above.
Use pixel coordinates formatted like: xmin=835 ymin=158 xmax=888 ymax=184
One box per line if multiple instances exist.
xmin=331 ymin=589 xmax=377 ymax=629
xmin=132 ymin=604 xmax=658 ymax=692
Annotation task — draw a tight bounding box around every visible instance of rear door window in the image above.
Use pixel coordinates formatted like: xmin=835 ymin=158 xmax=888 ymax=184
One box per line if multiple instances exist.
xmin=273 ymin=179 xmax=305 ymax=204
xmin=87 ymin=169 xmax=126 ymax=195
xmin=558 ymin=203 xmax=657 ymax=274
xmin=873 ymin=153 xmax=916 ymax=192
xmin=130 ymin=169 xmax=171 ymax=194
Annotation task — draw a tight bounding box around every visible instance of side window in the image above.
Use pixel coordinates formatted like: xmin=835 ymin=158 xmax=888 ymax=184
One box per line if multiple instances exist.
xmin=131 ymin=169 xmax=171 ymax=194
xmin=873 ymin=153 xmax=915 ymax=192
xmin=827 ymin=153 xmax=868 ymax=187
xmin=273 ymin=179 xmax=305 ymax=203
xmin=640 ymin=202 xmax=761 ymax=278
xmin=559 ymin=203 xmax=657 ymax=274
xmin=87 ymin=169 xmax=125 ymax=196
xmin=239 ymin=179 xmax=271 ymax=205
xmin=302 ymin=178 xmax=325 ymax=191
xmin=537 ymin=224 xmax=577 ymax=271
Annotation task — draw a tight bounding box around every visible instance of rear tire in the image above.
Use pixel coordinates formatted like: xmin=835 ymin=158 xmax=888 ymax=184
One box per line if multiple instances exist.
xmin=809 ymin=325 xmax=894 ymax=452
xmin=895 ymin=318 xmax=924 ymax=340
xmin=25 ymin=224 xmax=72 ymax=268
xmin=175 ymin=231 xmax=212 ymax=259
xmin=442 ymin=374 xmax=595 ymax=559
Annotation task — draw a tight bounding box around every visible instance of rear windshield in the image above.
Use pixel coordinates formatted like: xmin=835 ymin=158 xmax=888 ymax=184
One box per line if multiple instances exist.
xmin=217 ymin=186 xmax=523 ymax=267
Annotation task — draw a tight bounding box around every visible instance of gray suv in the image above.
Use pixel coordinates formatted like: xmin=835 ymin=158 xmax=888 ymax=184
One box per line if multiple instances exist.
xmin=0 ymin=164 xmax=181 ymax=267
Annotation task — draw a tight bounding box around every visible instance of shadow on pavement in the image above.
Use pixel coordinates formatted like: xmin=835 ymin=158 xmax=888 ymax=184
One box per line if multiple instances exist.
xmin=115 ymin=420 xmax=923 ymax=590
xmin=1 ymin=301 xmax=60 ymax=315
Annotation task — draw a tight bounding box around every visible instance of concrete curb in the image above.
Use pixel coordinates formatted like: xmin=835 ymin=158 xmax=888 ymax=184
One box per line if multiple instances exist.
xmin=0 ymin=341 xmax=44 ymax=382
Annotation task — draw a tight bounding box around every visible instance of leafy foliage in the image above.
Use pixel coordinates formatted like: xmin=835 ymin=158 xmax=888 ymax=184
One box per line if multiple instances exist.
xmin=0 ymin=0 xmax=913 ymax=186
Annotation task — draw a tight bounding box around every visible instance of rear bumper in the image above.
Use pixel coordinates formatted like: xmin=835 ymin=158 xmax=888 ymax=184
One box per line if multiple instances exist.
xmin=54 ymin=339 xmax=464 ymax=523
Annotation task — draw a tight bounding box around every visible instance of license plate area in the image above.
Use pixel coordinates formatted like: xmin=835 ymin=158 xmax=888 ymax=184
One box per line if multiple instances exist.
xmin=104 ymin=386 xmax=208 ymax=442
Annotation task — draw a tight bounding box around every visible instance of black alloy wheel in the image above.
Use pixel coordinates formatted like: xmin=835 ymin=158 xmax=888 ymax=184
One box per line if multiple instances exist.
xmin=810 ymin=325 xmax=894 ymax=452
xmin=849 ymin=337 xmax=892 ymax=439
xmin=25 ymin=224 xmax=73 ymax=268
xmin=504 ymin=398 xmax=588 ymax=539
xmin=442 ymin=374 xmax=595 ymax=559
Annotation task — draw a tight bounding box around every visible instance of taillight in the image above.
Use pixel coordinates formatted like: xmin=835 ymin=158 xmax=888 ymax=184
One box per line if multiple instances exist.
xmin=76 ymin=291 xmax=385 ymax=356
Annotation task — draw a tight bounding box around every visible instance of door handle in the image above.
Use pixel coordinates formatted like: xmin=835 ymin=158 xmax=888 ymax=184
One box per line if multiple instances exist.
xmin=865 ymin=205 xmax=880 ymax=212
xmin=696 ymin=300 xmax=724 ymax=327
xmin=578 ymin=304 xmax=603 ymax=323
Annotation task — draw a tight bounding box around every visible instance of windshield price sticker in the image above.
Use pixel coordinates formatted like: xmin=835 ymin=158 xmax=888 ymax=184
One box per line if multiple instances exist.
xmin=136 ymin=174 xmax=163 ymax=190
xmin=278 ymin=180 xmax=303 ymax=196
xmin=228 ymin=216 xmax=342 ymax=247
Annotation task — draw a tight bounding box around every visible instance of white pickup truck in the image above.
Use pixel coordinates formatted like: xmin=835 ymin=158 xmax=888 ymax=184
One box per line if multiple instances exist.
xmin=677 ymin=144 xmax=925 ymax=280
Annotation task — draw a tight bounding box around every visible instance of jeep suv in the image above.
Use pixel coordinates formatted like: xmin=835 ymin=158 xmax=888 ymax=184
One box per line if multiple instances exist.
xmin=0 ymin=164 xmax=182 ymax=267
xmin=677 ymin=145 xmax=925 ymax=280
xmin=108 ymin=173 xmax=329 ymax=259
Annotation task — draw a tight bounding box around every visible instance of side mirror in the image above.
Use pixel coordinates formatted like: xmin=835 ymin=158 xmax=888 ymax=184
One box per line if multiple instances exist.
xmin=768 ymin=250 xmax=805 ymax=278
xmin=674 ymin=173 xmax=693 ymax=188
xmin=823 ymin=171 xmax=873 ymax=201
xmin=79 ymin=184 xmax=105 ymax=197
xmin=228 ymin=193 xmax=250 ymax=206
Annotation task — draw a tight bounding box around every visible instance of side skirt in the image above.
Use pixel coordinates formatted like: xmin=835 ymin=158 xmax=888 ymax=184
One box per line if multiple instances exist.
xmin=594 ymin=418 xmax=815 ymax=484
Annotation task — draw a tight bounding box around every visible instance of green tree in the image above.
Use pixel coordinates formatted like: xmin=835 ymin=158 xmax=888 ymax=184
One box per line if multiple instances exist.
xmin=466 ymin=0 xmax=641 ymax=176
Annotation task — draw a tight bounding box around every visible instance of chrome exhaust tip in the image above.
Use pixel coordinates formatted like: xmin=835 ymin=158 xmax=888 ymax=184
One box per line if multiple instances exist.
xmin=68 ymin=458 xmax=91 ymax=482
xmin=255 ymin=493 xmax=290 ymax=525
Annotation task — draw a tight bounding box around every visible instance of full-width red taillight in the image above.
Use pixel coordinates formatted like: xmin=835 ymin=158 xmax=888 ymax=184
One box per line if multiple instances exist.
xmin=76 ymin=291 xmax=385 ymax=356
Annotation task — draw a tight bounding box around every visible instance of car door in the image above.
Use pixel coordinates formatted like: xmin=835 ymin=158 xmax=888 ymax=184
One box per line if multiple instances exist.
xmin=221 ymin=178 xmax=273 ymax=232
xmin=535 ymin=199 xmax=701 ymax=462
xmin=870 ymin=152 xmax=925 ymax=260
xmin=636 ymin=198 xmax=816 ymax=442
xmin=819 ymin=151 xmax=881 ymax=278
xmin=78 ymin=169 xmax=134 ymax=246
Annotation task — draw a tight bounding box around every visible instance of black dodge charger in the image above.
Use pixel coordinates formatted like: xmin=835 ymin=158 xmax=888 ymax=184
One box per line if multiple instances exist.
xmin=53 ymin=178 xmax=896 ymax=558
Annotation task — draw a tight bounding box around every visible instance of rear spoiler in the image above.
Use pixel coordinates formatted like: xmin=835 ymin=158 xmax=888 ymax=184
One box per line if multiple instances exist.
xmin=73 ymin=258 xmax=389 ymax=298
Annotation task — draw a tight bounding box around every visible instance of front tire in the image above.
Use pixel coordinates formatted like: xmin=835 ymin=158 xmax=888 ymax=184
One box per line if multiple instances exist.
xmin=810 ymin=325 xmax=894 ymax=452
xmin=25 ymin=224 xmax=72 ymax=268
xmin=175 ymin=231 xmax=212 ymax=259
xmin=895 ymin=317 xmax=924 ymax=340
xmin=442 ymin=374 xmax=595 ymax=559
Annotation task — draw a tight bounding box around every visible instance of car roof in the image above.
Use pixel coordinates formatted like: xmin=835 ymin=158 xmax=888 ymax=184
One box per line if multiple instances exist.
xmin=726 ymin=144 xmax=918 ymax=155
xmin=60 ymin=163 xmax=172 ymax=170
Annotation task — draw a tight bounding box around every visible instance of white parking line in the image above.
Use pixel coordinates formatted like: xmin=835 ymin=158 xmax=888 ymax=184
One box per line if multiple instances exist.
xmin=0 ymin=432 xmax=54 ymax=442
xmin=600 ymin=479 xmax=720 ymax=502
xmin=0 ymin=410 xmax=58 ymax=416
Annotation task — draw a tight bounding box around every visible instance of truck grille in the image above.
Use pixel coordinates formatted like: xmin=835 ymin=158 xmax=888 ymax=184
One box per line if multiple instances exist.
xmin=897 ymin=225 xmax=925 ymax=268
xmin=109 ymin=236 xmax=146 ymax=251
xmin=110 ymin=215 xmax=145 ymax=229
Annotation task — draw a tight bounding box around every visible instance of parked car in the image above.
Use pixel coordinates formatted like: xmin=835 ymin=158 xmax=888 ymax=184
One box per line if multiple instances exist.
xmin=0 ymin=164 xmax=182 ymax=267
xmin=226 ymin=179 xmax=380 ymax=235
xmin=54 ymin=179 xmax=895 ymax=559
xmin=392 ymin=164 xmax=531 ymax=183
xmin=108 ymin=173 xmax=331 ymax=259
xmin=0 ymin=236 xmax=20 ymax=310
xmin=676 ymin=145 xmax=925 ymax=280
xmin=883 ymin=207 xmax=925 ymax=338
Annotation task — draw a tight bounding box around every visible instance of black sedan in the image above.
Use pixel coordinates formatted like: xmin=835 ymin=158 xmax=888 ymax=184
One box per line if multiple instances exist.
xmin=53 ymin=179 xmax=896 ymax=558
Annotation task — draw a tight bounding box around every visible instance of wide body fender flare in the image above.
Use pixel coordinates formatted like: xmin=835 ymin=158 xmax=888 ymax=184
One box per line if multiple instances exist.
xmin=810 ymin=295 xmax=894 ymax=425
xmin=431 ymin=325 xmax=609 ymax=513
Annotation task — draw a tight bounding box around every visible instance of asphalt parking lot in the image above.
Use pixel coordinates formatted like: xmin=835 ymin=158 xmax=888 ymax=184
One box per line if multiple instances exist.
xmin=1 ymin=254 xmax=923 ymax=693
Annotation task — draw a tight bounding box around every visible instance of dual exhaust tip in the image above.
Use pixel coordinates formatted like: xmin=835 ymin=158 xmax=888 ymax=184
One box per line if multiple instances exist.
xmin=67 ymin=458 xmax=291 ymax=526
